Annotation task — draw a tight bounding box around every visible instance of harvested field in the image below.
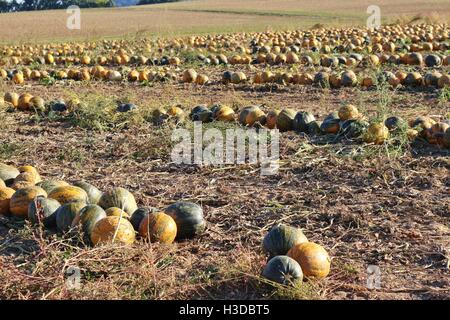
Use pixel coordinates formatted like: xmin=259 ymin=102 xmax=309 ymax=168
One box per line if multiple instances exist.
xmin=0 ymin=0 xmax=449 ymax=301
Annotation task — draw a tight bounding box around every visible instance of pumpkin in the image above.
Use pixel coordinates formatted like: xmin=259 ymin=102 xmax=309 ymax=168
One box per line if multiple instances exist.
xmin=72 ymin=205 xmax=107 ymax=240
xmin=230 ymin=71 xmax=247 ymax=84
xmin=73 ymin=181 xmax=102 ymax=205
xmin=385 ymin=116 xmax=405 ymax=131
xmin=425 ymin=54 xmax=441 ymax=67
xmin=265 ymin=110 xmax=280 ymax=129
xmin=329 ymin=73 xmax=341 ymax=88
xmin=341 ymin=70 xmax=357 ymax=87
xmin=139 ymin=211 xmax=177 ymax=244
xmin=17 ymin=93 xmax=33 ymax=110
xmin=130 ymin=206 xmax=159 ymax=231
xmin=293 ymin=112 xmax=316 ymax=133
xmin=363 ymin=123 xmax=390 ymax=144
xmin=30 ymin=97 xmax=45 ymax=111
xmin=0 ymin=163 xmax=20 ymax=185
xmin=287 ymin=242 xmax=331 ymax=279
xmin=28 ymin=196 xmax=60 ymax=228
xmin=55 ymin=201 xmax=86 ymax=233
xmin=4 ymin=92 xmax=19 ymax=108
xmin=107 ymin=70 xmax=122 ymax=81
xmin=263 ymin=224 xmax=308 ymax=257
xmin=9 ymin=186 xmax=47 ymax=218
xmin=105 ymin=207 xmax=130 ymax=219
xmin=404 ymin=72 xmax=423 ymax=87
xmin=36 ymin=180 xmax=69 ymax=194
xmin=195 ymin=74 xmax=209 ymax=85
xmin=321 ymin=112 xmax=341 ymax=134
xmin=167 ymin=105 xmax=184 ymax=117
xmin=314 ymin=72 xmax=330 ymax=88
xmin=239 ymin=106 xmax=266 ymax=127
xmin=430 ymin=123 xmax=450 ymax=145
xmin=90 ymin=216 xmax=136 ymax=245
xmin=18 ymin=165 xmax=41 ymax=183
xmin=212 ymin=105 xmax=235 ymax=122
xmin=98 ymin=187 xmax=138 ymax=215
xmin=49 ymin=185 xmax=89 ymax=205
xmin=262 ymin=255 xmax=303 ymax=285
xmin=182 ymin=69 xmax=197 ymax=83
xmin=276 ymin=109 xmax=297 ymax=132
xmin=128 ymin=70 xmax=139 ymax=81
xmin=0 ymin=187 xmax=15 ymax=215
xmin=164 ymin=201 xmax=205 ymax=239
xmin=338 ymin=104 xmax=360 ymax=121
xmin=13 ymin=72 xmax=24 ymax=84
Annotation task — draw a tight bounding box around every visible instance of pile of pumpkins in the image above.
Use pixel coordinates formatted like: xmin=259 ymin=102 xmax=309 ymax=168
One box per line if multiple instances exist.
xmin=261 ymin=224 xmax=331 ymax=285
xmin=0 ymin=163 xmax=206 ymax=246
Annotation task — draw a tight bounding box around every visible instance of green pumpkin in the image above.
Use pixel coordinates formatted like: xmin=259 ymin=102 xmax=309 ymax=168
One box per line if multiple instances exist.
xmin=306 ymin=121 xmax=321 ymax=135
xmin=73 ymin=204 xmax=107 ymax=240
xmin=130 ymin=206 xmax=159 ymax=231
xmin=293 ymin=111 xmax=316 ymax=133
xmin=262 ymin=224 xmax=308 ymax=257
xmin=36 ymin=180 xmax=70 ymax=194
xmin=73 ymin=181 xmax=103 ymax=205
xmin=339 ymin=119 xmax=369 ymax=139
xmin=164 ymin=201 xmax=205 ymax=239
xmin=28 ymin=196 xmax=61 ymax=228
xmin=314 ymin=72 xmax=330 ymax=88
xmin=55 ymin=201 xmax=86 ymax=233
xmin=276 ymin=109 xmax=297 ymax=132
xmin=262 ymin=255 xmax=303 ymax=285
xmin=98 ymin=187 xmax=138 ymax=215
xmin=0 ymin=163 xmax=20 ymax=186
xmin=384 ymin=116 xmax=406 ymax=131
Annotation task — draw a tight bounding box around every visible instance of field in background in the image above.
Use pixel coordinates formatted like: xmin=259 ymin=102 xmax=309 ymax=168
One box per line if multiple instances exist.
xmin=0 ymin=0 xmax=448 ymax=43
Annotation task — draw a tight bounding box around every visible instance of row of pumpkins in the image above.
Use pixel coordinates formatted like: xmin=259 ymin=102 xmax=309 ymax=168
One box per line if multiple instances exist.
xmin=0 ymin=164 xmax=206 ymax=245
xmin=186 ymin=68 xmax=450 ymax=88
xmin=2 ymin=90 xmax=449 ymax=149
xmin=0 ymin=23 xmax=447 ymax=66
xmin=4 ymin=63 xmax=449 ymax=90
xmin=2 ymin=43 xmax=449 ymax=69
xmin=186 ymin=104 xmax=450 ymax=148
xmin=261 ymin=224 xmax=330 ymax=285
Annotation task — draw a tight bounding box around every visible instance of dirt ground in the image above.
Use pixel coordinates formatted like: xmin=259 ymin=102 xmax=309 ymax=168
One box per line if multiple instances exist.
xmin=0 ymin=78 xmax=449 ymax=299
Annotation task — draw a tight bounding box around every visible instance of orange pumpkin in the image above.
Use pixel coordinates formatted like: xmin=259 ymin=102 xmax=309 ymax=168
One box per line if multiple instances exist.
xmin=139 ymin=211 xmax=177 ymax=244
xmin=91 ymin=216 xmax=135 ymax=245
xmin=288 ymin=242 xmax=331 ymax=279
xmin=9 ymin=186 xmax=47 ymax=218
xmin=0 ymin=187 xmax=16 ymax=215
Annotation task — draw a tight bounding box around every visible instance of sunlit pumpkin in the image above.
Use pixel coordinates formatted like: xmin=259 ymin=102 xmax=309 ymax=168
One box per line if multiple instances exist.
xmin=9 ymin=186 xmax=47 ymax=218
xmin=139 ymin=211 xmax=177 ymax=244
xmin=91 ymin=216 xmax=136 ymax=245
xmin=288 ymin=242 xmax=331 ymax=279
